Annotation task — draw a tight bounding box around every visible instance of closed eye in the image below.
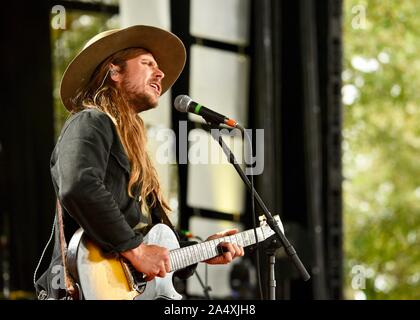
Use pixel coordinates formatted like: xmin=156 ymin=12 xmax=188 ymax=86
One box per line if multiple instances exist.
xmin=141 ymin=59 xmax=158 ymax=68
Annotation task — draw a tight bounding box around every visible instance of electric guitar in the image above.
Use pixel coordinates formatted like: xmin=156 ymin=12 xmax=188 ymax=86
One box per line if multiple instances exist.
xmin=67 ymin=215 xmax=283 ymax=300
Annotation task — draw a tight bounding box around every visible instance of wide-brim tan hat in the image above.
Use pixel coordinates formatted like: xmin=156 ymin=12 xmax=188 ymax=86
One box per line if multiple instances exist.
xmin=60 ymin=25 xmax=186 ymax=111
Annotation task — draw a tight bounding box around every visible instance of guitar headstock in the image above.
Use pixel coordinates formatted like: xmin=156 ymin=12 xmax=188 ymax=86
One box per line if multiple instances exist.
xmin=259 ymin=214 xmax=285 ymax=241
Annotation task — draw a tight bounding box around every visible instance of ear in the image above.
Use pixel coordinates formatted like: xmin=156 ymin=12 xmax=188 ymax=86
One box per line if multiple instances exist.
xmin=109 ymin=63 xmax=121 ymax=82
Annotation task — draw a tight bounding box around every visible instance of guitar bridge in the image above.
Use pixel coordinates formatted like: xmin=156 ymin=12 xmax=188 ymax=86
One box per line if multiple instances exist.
xmin=121 ymin=259 xmax=147 ymax=294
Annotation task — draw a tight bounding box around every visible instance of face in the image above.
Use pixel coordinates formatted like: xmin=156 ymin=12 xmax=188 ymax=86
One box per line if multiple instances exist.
xmin=112 ymin=49 xmax=165 ymax=113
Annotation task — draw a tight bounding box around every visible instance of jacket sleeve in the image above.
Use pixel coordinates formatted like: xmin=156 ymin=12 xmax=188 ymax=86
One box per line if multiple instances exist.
xmin=54 ymin=110 xmax=142 ymax=254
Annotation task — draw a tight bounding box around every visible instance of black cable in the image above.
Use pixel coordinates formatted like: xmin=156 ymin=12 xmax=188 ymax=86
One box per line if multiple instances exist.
xmin=206 ymin=123 xmax=264 ymax=299
xmin=237 ymin=124 xmax=263 ymax=300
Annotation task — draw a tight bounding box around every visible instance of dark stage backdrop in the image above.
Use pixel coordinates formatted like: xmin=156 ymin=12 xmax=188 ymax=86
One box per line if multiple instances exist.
xmin=0 ymin=2 xmax=55 ymax=296
xmin=251 ymin=0 xmax=343 ymax=299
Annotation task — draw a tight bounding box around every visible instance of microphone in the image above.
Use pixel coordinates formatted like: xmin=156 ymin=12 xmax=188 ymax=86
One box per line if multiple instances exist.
xmin=174 ymin=95 xmax=239 ymax=128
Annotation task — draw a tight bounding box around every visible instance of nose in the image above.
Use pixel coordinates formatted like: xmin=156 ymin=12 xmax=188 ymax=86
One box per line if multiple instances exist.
xmin=154 ymin=67 xmax=165 ymax=80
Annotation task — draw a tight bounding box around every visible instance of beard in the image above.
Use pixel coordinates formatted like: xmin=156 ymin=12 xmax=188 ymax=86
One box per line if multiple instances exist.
xmin=121 ymin=78 xmax=158 ymax=113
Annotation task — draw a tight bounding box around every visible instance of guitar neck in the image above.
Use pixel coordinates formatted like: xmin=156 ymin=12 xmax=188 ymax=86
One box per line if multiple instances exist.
xmin=169 ymin=226 xmax=269 ymax=272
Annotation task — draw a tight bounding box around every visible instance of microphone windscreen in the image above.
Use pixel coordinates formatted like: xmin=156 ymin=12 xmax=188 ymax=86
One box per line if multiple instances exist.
xmin=174 ymin=95 xmax=192 ymax=113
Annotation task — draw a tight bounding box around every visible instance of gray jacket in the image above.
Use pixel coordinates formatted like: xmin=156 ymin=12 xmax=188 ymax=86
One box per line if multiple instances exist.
xmin=34 ymin=108 xmax=195 ymax=299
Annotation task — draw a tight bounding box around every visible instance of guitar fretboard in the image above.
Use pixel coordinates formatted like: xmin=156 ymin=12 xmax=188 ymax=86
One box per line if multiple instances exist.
xmin=169 ymin=226 xmax=271 ymax=272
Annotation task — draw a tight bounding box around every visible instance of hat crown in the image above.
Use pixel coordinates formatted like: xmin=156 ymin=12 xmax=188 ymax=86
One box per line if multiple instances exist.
xmin=83 ymin=29 xmax=120 ymax=50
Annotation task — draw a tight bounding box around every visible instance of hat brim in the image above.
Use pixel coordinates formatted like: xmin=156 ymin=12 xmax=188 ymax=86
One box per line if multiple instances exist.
xmin=60 ymin=25 xmax=186 ymax=111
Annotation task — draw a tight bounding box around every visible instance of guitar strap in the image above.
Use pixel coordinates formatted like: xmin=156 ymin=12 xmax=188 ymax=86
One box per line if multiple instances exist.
xmin=56 ymin=199 xmax=80 ymax=300
xmin=152 ymin=201 xmax=174 ymax=226
xmin=151 ymin=202 xmax=181 ymax=240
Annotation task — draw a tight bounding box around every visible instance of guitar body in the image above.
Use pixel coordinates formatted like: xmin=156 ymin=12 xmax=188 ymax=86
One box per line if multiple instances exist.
xmin=68 ymin=224 xmax=183 ymax=300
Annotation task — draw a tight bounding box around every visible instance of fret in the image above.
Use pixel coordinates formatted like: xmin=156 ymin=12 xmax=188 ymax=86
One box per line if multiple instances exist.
xmin=211 ymin=240 xmax=218 ymax=256
xmin=196 ymin=244 xmax=203 ymax=261
xmin=192 ymin=244 xmax=200 ymax=264
xmin=198 ymin=244 xmax=205 ymax=262
xmin=257 ymin=228 xmax=263 ymax=242
xmin=169 ymin=251 xmax=176 ymax=271
xmin=205 ymin=241 xmax=212 ymax=259
xmin=189 ymin=245 xmax=195 ymax=265
xmin=233 ymin=233 xmax=239 ymax=246
xmin=229 ymin=235 xmax=235 ymax=244
xmin=205 ymin=241 xmax=211 ymax=259
xmin=243 ymin=231 xmax=250 ymax=246
xmin=236 ymin=233 xmax=243 ymax=246
xmin=169 ymin=251 xmax=177 ymax=271
xmin=243 ymin=232 xmax=250 ymax=246
xmin=180 ymin=249 xmax=187 ymax=269
xmin=260 ymin=226 xmax=267 ymax=241
xmin=255 ymin=229 xmax=260 ymax=242
xmin=218 ymin=238 xmax=224 ymax=251
xmin=198 ymin=242 xmax=205 ymax=261
xmin=186 ymin=246 xmax=193 ymax=266
xmin=237 ymin=233 xmax=244 ymax=247
xmin=213 ymin=238 xmax=220 ymax=257
xmin=177 ymin=249 xmax=186 ymax=269
xmin=234 ymin=234 xmax=241 ymax=246
xmin=209 ymin=240 xmax=215 ymax=258
xmin=208 ymin=240 xmax=215 ymax=258
xmin=173 ymin=249 xmax=182 ymax=270
xmin=203 ymin=243 xmax=208 ymax=261
xmin=172 ymin=249 xmax=180 ymax=270
xmin=191 ymin=245 xmax=198 ymax=264
xmin=204 ymin=241 xmax=210 ymax=260
xmin=249 ymin=230 xmax=256 ymax=244
xmin=203 ymin=242 xmax=208 ymax=259
xmin=175 ymin=250 xmax=183 ymax=270
xmin=206 ymin=241 xmax=214 ymax=259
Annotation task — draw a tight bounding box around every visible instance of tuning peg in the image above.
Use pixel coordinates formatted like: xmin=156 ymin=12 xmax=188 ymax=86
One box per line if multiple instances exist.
xmin=258 ymin=215 xmax=266 ymax=222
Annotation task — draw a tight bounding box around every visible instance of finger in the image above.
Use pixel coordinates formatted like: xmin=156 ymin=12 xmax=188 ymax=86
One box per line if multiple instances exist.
xmin=220 ymin=242 xmax=236 ymax=256
xmin=162 ymin=256 xmax=171 ymax=272
xmin=221 ymin=229 xmax=238 ymax=236
xmin=219 ymin=242 xmax=235 ymax=254
xmin=223 ymin=251 xmax=233 ymax=263
xmin=165 ymin=260 xmax=171 ymax=272
xmin=144 ymin=274 xmax=155 ymax=282
xmin=157 ymin=265 xmax=167 ymax=278
xmin=161 ymin=261 xmax=169 ymax=277
xmin=232 ymin=244 xmax=242 ymax=258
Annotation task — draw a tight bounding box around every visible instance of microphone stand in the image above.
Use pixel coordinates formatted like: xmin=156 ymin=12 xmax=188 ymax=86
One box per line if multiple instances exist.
xmin=193 ymin=270 xmax=212 ymax=300
xmin=205 ymin=123 xmax=310 ymax=299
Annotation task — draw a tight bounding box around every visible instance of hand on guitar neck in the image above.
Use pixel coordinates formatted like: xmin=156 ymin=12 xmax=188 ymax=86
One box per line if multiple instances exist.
xmin=120 ymin=228 xmax=244 ymax=281
xmin=203 ymin=229 xmax=245 ymax=265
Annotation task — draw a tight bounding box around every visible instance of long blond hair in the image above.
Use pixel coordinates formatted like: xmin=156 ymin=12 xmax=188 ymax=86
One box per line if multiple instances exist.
xmin=72 ymin=47 xmax=171 ymax=215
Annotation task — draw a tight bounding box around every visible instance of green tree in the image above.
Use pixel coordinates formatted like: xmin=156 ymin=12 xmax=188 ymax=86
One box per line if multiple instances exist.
xmin=51 ymin=9 xmax=119 ymax=138
xmin=343 ymin=0 xmax=420 ymax=299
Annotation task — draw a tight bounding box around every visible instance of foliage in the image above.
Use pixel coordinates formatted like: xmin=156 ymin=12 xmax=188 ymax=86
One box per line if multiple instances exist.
xmin=50 ymin=10 xmax=119 ymax=138
xmin=343 ymin=0 xmax=420 ymax=299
